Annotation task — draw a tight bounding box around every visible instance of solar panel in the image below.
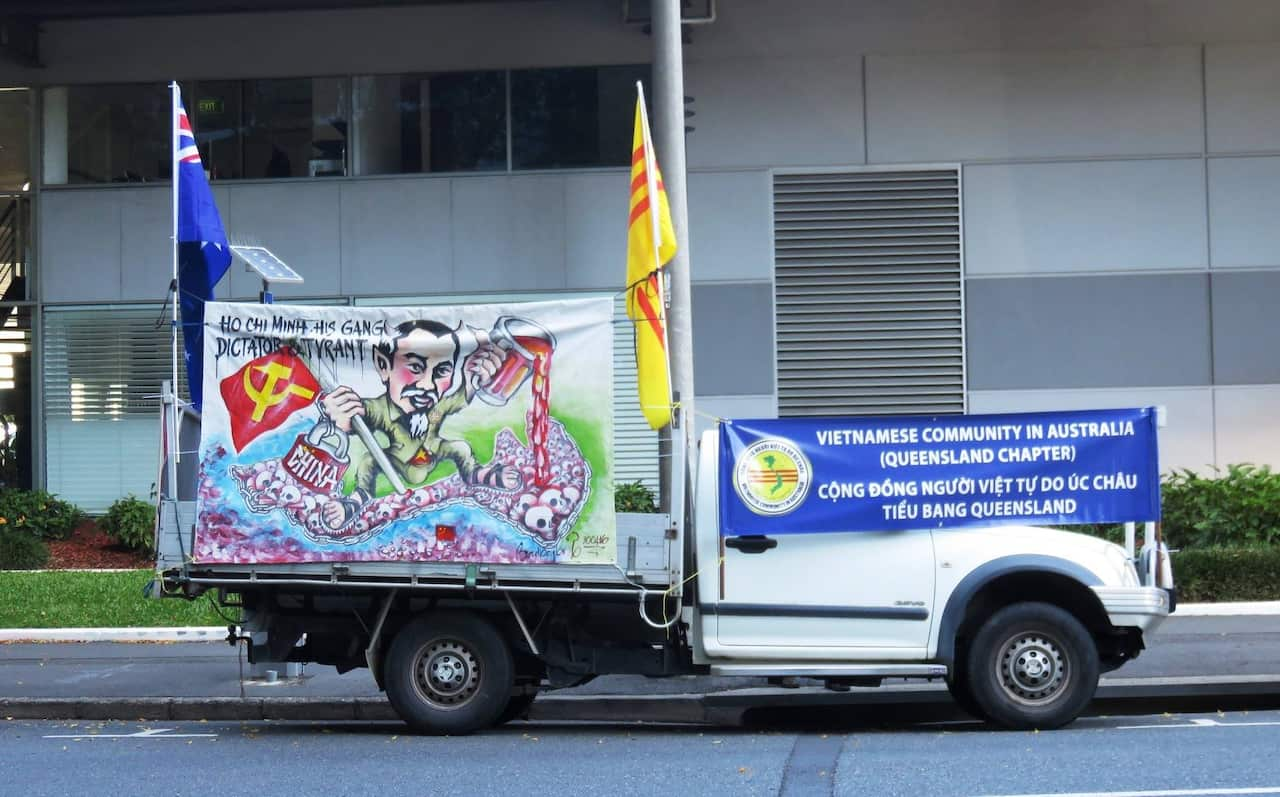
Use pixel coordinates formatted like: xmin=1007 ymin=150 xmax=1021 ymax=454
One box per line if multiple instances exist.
xmin=231 ymin=245 xmax=304 ymax=284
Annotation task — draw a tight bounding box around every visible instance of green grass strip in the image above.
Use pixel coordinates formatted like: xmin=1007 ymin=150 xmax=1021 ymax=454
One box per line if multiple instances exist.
xmin=0 ymin=570 xmax=229 ymax=629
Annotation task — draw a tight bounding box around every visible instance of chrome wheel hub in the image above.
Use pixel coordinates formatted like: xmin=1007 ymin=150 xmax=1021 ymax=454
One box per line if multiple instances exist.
xmin=998 ymin=633 xmax=1067 ymax=706
xmin=415 ymin=640 xmax=481 ymax=709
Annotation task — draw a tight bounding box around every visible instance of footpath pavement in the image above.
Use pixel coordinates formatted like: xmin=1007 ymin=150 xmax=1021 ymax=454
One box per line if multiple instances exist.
xmin=2 ymin=607 xmax=1279 ymax=725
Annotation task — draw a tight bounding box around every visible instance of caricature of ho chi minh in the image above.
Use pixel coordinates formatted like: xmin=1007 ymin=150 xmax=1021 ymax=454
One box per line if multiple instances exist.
xmin=319 ymin=319 xmax=521 ymax=530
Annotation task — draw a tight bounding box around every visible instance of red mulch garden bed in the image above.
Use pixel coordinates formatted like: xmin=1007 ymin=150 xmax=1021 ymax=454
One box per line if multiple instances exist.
xmin=46 ymin=519 xmax=151 ymax=570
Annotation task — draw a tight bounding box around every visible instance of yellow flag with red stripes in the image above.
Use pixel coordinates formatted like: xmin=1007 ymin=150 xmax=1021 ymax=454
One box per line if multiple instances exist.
xmin=626 ymin=85 xmax=678 ymax=430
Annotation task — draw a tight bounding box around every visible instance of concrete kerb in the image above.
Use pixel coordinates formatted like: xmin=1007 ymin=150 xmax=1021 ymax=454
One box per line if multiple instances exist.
xmin=0 ymin=695 xmax=712 ymax=724
xmin=5 ymin=677 xmax=1280 ymax=725
xmin=0 ymin=627 xmax=232 ymax=643
xmin=1172 ymin=601 xmax=1280 ymax=617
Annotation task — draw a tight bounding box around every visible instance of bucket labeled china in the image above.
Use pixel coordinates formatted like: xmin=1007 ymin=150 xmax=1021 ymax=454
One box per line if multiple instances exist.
xmin=281 ymin=419 xmax=350 ymax=494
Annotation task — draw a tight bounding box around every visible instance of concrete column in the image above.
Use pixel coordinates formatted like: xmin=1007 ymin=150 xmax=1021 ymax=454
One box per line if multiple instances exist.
xmin=651 ymin=0 xmax=695 ymax=514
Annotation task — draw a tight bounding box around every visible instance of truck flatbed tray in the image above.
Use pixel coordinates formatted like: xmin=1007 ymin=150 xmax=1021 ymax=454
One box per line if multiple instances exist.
xmin=158 ymin=504 xmax=676 ymax=597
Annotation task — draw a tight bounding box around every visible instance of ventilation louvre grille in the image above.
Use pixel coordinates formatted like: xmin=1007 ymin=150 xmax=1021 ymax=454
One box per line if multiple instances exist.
xmin=774 ymin=169 xmax=964 ymax=417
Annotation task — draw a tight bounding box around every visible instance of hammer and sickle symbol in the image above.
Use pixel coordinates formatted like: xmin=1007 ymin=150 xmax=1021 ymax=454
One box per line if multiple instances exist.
xmin=244 ymin=361 xmax=316 ymax=422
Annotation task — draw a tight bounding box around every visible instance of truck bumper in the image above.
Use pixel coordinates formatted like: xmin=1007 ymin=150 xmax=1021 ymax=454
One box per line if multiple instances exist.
xmin=1092 ymin=586 xmax=1173 ymax=634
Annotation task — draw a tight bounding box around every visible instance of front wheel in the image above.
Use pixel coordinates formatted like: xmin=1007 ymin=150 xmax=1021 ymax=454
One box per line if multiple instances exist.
xmin=946 ymin=661 xmax=988 ymax=721
xmin=384 ymin=611 xmax=514 ymax=735
xmin=965 ymin=602 xmax=1099 ymax=730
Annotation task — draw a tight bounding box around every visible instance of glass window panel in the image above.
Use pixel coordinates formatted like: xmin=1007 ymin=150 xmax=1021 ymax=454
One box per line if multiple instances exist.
xmin=243 ymin=77 xmax=349 ymax=179
xmin=44 ymin=305 xmax=184 ymax=511
xmin=353 ymin=71 xmax=505 ymax=175
xmin=186 ymin=81 xmax=243 ymax=180
xmin=511 ymin=65 xmax=649 ymax=170
xmin=0 ymin=305 xmax=33 ymax=490
xmin=0 ymin=89 xmax=30 ymax=190
xmin=0 ymin=194 xmax=29 ymax=302
xmin=421 ymin=71 xmax=507 ymax=172
xmin=63 ymin=83 xmax=169 ymax=184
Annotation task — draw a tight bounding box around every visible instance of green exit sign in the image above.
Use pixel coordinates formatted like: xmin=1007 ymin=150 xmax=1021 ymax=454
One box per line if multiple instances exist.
xmin=197 ymin=98 xmax=224 ymax=115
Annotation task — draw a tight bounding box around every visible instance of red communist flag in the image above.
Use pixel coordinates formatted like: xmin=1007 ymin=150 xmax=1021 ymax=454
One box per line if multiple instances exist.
xmin=219 ymin=347 xmax=321 ymax=451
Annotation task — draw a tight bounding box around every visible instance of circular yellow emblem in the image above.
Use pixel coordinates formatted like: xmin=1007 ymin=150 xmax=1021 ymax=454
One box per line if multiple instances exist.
xmin=733 ymin=438 xmax=811 ymax=516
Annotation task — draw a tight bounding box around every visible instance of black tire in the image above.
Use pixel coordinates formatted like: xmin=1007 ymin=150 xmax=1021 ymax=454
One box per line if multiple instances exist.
xmin=946 ymin=660 xmax=988 ymax=721
xmin=384 ymin=611 xmax=514 ymax=735
xmin=496 ymin=691 xmax=538 ymax=725
xmin=964 ymin=602 xmax=1099 ymax=730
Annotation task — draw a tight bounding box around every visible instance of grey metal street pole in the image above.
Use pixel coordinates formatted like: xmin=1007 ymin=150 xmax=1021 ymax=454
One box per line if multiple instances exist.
xmin=652 ymin=0 xmax=695 ymax=515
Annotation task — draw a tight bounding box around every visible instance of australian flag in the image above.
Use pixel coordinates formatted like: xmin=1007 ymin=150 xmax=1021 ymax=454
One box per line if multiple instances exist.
xmin=175 ymin=86 xmax=232 ymax=410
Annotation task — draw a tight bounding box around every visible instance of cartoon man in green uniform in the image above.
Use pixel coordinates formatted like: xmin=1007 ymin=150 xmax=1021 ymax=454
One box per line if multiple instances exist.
xmin=318 ymin=319 xmax=520 ymax=530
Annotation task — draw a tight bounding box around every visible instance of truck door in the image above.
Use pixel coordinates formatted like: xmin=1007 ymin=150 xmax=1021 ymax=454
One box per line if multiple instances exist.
xmin=713 ymin=529 xmax=935 ymax=658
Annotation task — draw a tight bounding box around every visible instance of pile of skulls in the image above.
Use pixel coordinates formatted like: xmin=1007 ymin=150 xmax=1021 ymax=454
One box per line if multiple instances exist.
xmin=223 ymin=420 xmax=592 ymax=552
xmin=373 ymin=525 xmax=557 ymax=564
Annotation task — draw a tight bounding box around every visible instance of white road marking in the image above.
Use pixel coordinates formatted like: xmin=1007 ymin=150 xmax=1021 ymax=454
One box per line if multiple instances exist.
xmin=43 ymin=727 xmax=217 ymax=740
xmin=976 ymin=787 xmax=1280 ymax=797
xmin=1118 ymin=717 xmax=1280 ymax=730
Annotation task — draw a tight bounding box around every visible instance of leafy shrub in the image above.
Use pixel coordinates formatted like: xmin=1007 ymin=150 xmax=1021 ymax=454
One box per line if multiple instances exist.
xmin=100 ymin=495 xmax=157 ymax=555
xmin=0 ymin=529 xmax=49 ymax=570
xmin=615 ymin=481 xmax=658 ymax=513
xmin=1173 ymin=547 xmax=1280 ymax=602
xmin=1161 ymin=465 xmax=1280 ymax=549
xmin=1070 ymin=464 xmax=1280 ymax=550
xmin=0 ymin=489 xmax=85 ymax=541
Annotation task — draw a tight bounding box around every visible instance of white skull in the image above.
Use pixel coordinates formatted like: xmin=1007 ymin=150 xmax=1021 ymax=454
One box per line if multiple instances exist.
xmin=523 ymin=505 xmax=554 ymax=535
xmin=539 ymin=488 xmax=567 ymax=514
xmin=252 ymin=469 xmax=274 ymax=491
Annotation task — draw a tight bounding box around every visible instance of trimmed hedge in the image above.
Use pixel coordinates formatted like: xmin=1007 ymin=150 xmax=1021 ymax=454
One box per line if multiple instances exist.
xmin=1172 ymin=547 xmax=1280 ymax=603
xmin=1073 ymin=464 xmax=1280 ymax=552
xmin=1162 ymin=465 xmax=1280 ymax=549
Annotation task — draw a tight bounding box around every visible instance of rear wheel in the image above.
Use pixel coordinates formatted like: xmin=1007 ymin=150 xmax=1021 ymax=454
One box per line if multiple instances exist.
xmin=384 ymin=612 xmax=514 ymax=735
xmin=965 ymin=602 xmax=1099 ymax=730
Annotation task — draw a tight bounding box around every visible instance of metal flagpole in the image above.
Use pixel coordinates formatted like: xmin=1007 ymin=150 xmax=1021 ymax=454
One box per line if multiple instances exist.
xmin=169 ymin=81 xmax=181 ymax=473
xmin=652 ymin=0 xmax=693 ymax=571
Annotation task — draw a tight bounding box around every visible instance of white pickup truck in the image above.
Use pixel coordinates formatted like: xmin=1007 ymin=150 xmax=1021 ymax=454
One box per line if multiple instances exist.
xmin=156 ymin=417 xmax=1174 ymax=735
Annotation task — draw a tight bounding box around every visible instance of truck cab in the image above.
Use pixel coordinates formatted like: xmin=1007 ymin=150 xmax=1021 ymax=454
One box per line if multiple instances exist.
xmin=690 ymin=428 xmax=1173 ymax=729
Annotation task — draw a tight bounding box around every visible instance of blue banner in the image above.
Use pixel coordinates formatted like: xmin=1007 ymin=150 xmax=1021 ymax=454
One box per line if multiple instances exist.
xmin=718 ymin=408 xmax=1160 ymax=536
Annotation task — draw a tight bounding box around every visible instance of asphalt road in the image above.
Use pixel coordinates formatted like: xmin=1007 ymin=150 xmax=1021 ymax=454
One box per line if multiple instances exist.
xmin=3 ymin=711 xmax=1280 ymax=797
xmin=1119 ymin=615 xmax=1280 ymax=678
xmin=2 ymin=614 xmax=1278 ymax=701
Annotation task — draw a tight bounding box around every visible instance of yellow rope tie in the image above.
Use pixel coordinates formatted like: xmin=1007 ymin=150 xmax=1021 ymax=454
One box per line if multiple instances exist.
xmin=660 ymin=555 xmax=725 ymax=630
xmin=690 ymin=407 xmax=730 ymax=425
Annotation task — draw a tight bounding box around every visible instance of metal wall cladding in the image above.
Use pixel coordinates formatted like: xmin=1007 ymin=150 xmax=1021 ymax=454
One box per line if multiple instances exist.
xmin=773 ymin=168 xmax=964 ymax=418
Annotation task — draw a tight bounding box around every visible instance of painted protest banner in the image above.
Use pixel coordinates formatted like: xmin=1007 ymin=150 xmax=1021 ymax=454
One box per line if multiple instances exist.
xmin=193 ymin=298 xmax=615 ymax=565
xmin=719 ymin=408 xmax=1160 ymax=536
